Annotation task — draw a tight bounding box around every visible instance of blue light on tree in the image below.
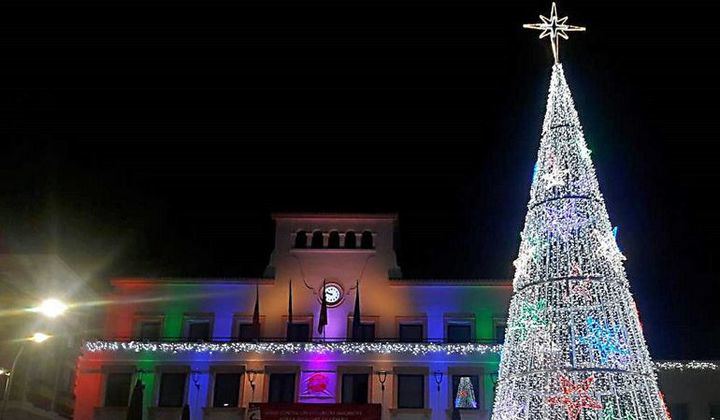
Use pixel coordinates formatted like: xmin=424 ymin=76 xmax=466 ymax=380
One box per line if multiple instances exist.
xmin=578 ymin=317 xmax=629 ymax=364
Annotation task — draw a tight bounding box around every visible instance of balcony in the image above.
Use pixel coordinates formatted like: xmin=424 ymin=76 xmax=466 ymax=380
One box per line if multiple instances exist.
xmin=203 ymin=406 xmax=247 ymax=420
xmin=94 ymin=406 xmax=128 ymax=420
xmin=84 ymin=336 xmax=504 ymax=358
xmin=148 ymin=406 xmax=184 ymax=420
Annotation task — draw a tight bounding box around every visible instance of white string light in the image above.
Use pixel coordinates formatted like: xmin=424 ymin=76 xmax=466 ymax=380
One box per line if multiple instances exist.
xmin=654 ymin=361 xmax=719 ymax=371
xmin=84 ymin=340 xmax=503 ymax=356
xmin=83 ymin=341 xmax=716 ymax=373
xmin=492 ymin=62 xmax=670 ymax=420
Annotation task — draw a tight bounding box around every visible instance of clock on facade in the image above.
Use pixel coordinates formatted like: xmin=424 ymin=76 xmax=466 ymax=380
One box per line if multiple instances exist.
xmin=320 ymin=282 xmax=344 ymax=307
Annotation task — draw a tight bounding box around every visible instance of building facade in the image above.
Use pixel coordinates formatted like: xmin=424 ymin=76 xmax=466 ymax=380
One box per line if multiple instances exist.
xmin=75 ymin=214 xmax=513 ymax=420
xmin=73 ymin=213 xmax=719 ymax=420
xmin=656 ymin=361 xmax=720 ymax=420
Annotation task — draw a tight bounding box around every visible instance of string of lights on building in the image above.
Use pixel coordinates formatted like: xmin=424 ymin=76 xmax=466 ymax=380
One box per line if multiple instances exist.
xmin=653 ymin=361 xmax=719 ymax=371
xmin=84 ymin=340 xmax=504 ymax=356
xmin=83 ymin=341 xmax=718 ymax=372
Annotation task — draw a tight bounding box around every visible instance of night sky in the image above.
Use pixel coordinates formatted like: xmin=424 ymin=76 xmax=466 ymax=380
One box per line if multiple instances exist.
xmin=2 ymin=0 xmax=718 ymax=359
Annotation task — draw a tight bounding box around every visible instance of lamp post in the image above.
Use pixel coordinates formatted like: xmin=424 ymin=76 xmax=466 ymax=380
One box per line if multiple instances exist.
xmin=247 ymin=371 xmax=259 ymax=403
xmin=0 ymin=371 xmax=9 ymax=410
xmin=0 ymin=333 xmax=53 ymax=420
xmin=0 ymin=298 xmax=68 ymax=420
xmin=433 ymin=371 xmax=444 ymax=392
xmin=375 ymin=371 xmax=388 ymax=407
xmin=433 ymin=372 xmax=444 ymax=418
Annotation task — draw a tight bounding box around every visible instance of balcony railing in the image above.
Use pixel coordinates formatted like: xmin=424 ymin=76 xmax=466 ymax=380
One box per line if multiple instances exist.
xmin=84 ymin=337 xmax=504 ymax=356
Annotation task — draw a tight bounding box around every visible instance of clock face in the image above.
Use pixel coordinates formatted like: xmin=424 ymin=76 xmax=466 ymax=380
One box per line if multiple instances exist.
xmin=321 ymin=283 xmax=343 ymax=307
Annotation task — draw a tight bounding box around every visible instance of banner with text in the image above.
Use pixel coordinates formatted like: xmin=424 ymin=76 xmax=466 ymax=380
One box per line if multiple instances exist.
xmin=247 ymin=403 xmax=381 ymax=420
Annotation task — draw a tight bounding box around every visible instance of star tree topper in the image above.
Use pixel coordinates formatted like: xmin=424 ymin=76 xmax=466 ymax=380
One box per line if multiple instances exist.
xmin=524 ymin=2 xmax=586 ymax=64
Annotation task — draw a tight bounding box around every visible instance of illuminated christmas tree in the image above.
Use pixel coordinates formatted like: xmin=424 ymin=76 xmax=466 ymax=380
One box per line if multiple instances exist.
xmin=455 ymin=376 xmax=478 ymax=409
xmin=492 ymin=4 xmax=669 ymax=419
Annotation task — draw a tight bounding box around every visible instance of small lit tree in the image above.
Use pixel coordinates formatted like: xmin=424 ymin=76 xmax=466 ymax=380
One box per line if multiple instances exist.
xmin=455 ymin=376 xmax=478 ymax=409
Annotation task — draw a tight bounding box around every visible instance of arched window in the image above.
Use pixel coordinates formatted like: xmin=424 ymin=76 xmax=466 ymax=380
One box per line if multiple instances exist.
xmin=344 ymin=231 xmax=356 ymax=249
xmin=327 ymin=231 xmax=340 ymax=248
xmin=294 ymin=231 xmax=307 ymax=248
xmin=361 ymin=231 xmax=374 ymax=249
xmin=311 ymin=231 xmax=324 ymax=248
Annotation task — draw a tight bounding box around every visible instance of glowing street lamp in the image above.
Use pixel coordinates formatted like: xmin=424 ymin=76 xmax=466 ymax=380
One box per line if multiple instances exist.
xmin=35 ymin=298 xmax=68 ymax=318
xmin=31 ymin=332 xmax=51 ymax=343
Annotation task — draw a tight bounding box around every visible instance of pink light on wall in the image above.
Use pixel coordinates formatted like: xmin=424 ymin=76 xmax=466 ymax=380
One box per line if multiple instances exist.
xmin=299 ymin=371 xmax=336 ymax=403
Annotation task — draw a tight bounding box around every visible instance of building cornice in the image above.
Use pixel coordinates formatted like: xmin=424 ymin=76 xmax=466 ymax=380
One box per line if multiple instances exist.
xmin=390 ymin=278 xmax=512 ymax=287
xmin=271 ymin=212 xmax=398 ymax=221
xmin=111 ymin=277 xmax=275 ymax=287
xmin=111 ymin=277 xmax=511 ymax=287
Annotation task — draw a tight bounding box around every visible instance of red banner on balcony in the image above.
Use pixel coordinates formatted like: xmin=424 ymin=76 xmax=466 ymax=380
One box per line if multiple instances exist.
xmin=247 ymin=403 xmax=381 ymax=420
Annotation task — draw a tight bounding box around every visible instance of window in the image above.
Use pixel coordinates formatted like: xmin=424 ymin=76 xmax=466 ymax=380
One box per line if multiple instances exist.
xmin=268 ymin=373 xmax=295 ymax=403
xmin=452 ymin=375 xmax=480 ymax=409
xmin=158 ymin=372 xmax=187 ymax=407
xmin=33 ymin=354 xmax=57 ymax=385
xmin=354 ymin=323 xmax=375 ymax=342
xmin=399 ymin=324 xmax=424 ymax=342
xmin=350 ymin=318 xmax=378 ymax=341
xmin=397 ymin=374 xmax=424 ymax=409
xmin=361 ymin=231 xmax=374 ymax=249
xmin=327 ymin=231 xmax=340 ymax=248
xmin=344 ymin=231 xmax=356 ymax=249
xmin=294 ymin=231 xmax=307 ymax=248
xmin=234 ymin=314 xmax=263 ymax=341
xmin=311 ymin=231 xmax=324 ymax=248
xmin=342 ymin=374 xmax=369 ymax=404
xmin=186 ymin=320 xmax=211 ymax=341
xmin=669 ymin=403 xmax=689 ymax=420
xmin=237 ymin=323 xmax=259 ymax=342
xmin=60 ymin=367 xmax=76 ymax=393
xmin=104 ymin=372 xmax=132 ymax=407
xmin=495 ymin=323 xmax=506 ymax=343
xmin=213 ymin=373 xmax=242 ymax=407
xmin=287 ymin=323 xmax=310 ymax=342
xmin=447 ymin=324 xmax=472 ymax=343
xmin=139 ymin=321 xmax=162 ymax=340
